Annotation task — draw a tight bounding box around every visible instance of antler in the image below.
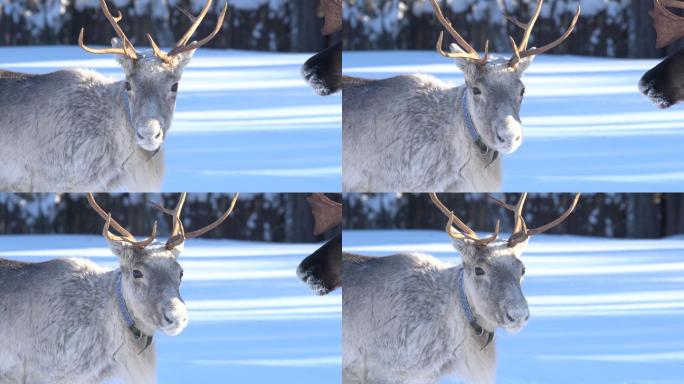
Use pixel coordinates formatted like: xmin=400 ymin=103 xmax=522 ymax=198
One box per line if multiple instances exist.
xmin=428 ymin=0 xmax=489 ymax=64
xmin=87 ymin=193 xmax=157 ymax=249
xmin=490 ymin=193 xmax=581 ymax=247
xmin=321 ymin=0 xmax=343 ymax=35
xmin=504 ymin=0 xmax=580 ymax=66
xmin=79 ymin=0 xmax=138 ymax=60
xmin=167 ymin=0 xmax=228 ymax=57
xmin=651 ymin=0 xmax=684 ymax=48
xmin=151 ymin=193 xmax=239 ymax=250
xmin=308 ymin=194 xmax=342 ymax=236
xmin=430 ymin=193 xmax=501 ymax=246
xmin=80 ymin=0 xmax=227 ymax=63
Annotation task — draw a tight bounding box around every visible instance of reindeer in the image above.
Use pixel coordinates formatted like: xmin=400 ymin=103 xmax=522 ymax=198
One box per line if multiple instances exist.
xmin=640 ymin=0 xmax=684 ymax=108
xmin=0 ymin=192 xmax=238 ymax=384
xmin=297 ymin=193 xmax=342 ymax=294
xmin=0 ymin=0 xmax=227 ymax=192
xmin=342 ymin=193 xmax=580 ymax=384
xmin=342 ymin=0 xmax=580 ymax=192
xmin=302 ymin=0 xmax=342 ymax=95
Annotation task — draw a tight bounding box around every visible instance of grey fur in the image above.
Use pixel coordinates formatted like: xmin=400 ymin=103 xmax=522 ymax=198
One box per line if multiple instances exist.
xmin=342 ymin=47 xmax=534 ymax=192
xmin=343 ymin=237 xmax=530 ymax=384
xmin=0 ymin=239 xmax=187 ymax=384
xmin=0 ymin=39 xmax=196 ymax=192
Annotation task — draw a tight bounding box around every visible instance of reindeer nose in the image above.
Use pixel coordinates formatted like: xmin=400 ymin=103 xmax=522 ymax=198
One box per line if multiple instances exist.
xmin=506 ymin=307 xmax=530 ymax=324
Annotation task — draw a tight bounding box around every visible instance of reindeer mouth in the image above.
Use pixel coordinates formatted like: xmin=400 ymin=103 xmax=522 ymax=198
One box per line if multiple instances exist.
xmin=159 ymin=317 xmax=188 ymax=336
xmin=639 ymin=79 xmax=674 ymax=109
xmin=502 ymin=321 xmax=526 ymax=333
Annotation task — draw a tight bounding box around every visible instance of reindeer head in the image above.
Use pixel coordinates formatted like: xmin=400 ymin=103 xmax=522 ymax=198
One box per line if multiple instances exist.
xmin=80 ymin=0 xmax=227 ymax=152
xmin=87 ymin=192 xmax=238 ymax=337
xmin=430 ymin=193 xmax=580 ymax=333
xmin=429 ymin=0 xmax=579 ymax=154
xmin=640 ymin=0 xmax=684 ymax=108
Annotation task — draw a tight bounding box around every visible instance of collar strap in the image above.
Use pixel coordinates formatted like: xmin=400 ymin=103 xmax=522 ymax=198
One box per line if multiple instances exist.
xmin=458 ymin=268 xmax=494 ymax=349
xmin=116 ymin=273 xmax=153 ymax=351
xmin=461 ymin=91 xmax=499 ymax=167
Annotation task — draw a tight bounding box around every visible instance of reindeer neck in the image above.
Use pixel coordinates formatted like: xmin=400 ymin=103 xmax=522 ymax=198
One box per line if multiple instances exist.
xmin=454 ymin=86 xmax=499 ymax=167
xmin=109 ymin=269 xmax=156 ymax=350
xmin=452 ymin=265 xmax=496 ymax=349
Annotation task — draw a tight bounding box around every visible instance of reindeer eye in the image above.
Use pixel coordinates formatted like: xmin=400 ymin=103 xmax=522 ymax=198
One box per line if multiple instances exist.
xmin=474 ymin=267 xmax=485 ymax=276
xmin=171 ymin=83 xmax=179 ymax=92
xmin=180 ymin=270 xmax=184 ymax=280
xmin=125 ymin=82 xmax=132 ymax=91
xmin=520 ymin=87 xmax=526 ymax=96
xmin=521 ymin=267 xmax=526 ymax=276
xmin=472 ymin=87 xmax=482 ymax=95
xmin=132 ymin=269 xmax=143 ymax=279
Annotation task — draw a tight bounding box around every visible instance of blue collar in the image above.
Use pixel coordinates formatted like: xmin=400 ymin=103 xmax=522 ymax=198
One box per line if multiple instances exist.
xmin=461 ymin=91 xmax=499 ymax=165
xmin=458 ymin=268 xmax=494 ymax=349
xmin=116 ymin=273 xmax=153 ymax=350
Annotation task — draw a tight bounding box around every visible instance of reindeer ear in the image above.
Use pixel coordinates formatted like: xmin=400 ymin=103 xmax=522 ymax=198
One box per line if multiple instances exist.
xmin=508 ymin=239 xmax=530 ymax=256
xmin=111 ymin=38 xmax=135 ymax=70
xmin=449 ymin=43 xmax=481 ymax=78
xmin=108 ymin=240 xmax=135 ymax=264
xmin=169 ymin=244 xmax=184 ymax=259
xmin=173 ymin=46 xmax=196 ymax=70
xmin=451 ymin=238 xmax=478 ymax=264
xmin=449 ymin=43 xmax=470 ymax=71
xmin=515 ymin=55 xmax=534 ymax=74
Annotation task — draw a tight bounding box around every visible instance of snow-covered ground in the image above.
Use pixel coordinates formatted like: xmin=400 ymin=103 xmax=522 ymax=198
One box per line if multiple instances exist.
xmin=0 ymin=235 xmax=341 ymax=383
xmin=344 ymin=51 xmax=684 ymax=191
xmin=344 ymin=230 xmax=684 ymax=383
xmin=0 ymin=46 xmax=341 ymax=192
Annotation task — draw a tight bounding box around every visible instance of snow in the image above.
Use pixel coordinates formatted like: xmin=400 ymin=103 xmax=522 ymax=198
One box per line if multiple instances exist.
xmin=0 ymin=46 xmax=341 ymax=192
xmin=344 ymin=229 xmax=684 ymax=383
xmin=0 ymin=235 xmax=341 ymax=383
xmin=344 ymin=51 xmax=684 ymax=191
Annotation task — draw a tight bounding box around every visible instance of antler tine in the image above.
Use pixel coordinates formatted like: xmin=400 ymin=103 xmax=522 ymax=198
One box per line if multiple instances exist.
xmin=429 ymin=193 xmax=477 ymax=237
xmin=184 ymin=193 xmax=239 ymax=239
xmin=88 ymin=194 xmax=158 ymax=249
xmin=489 ymin=193 xmax=529 ymax=245
xmin=445 ymin=212 xmax=485 ymax=243
xmin=79 ymin=0 xmax=138 ymax=60
xmin=525 ymin=193 xmax=580 ymax=236
xmin=169 ymin=0 xmax=228 ymax=56
xmin=488 ymin=194 xmax=515 ymax=211
xmin=147 ymin=34 xmax=172 ymax=64
xmin=507 ymin=0 xmax=580 ymax=66
xmin=661 ymin=0 xmax=684 ymax=10
xmin=435 ymin=32 xmax=486 ymax=62
xmin=477 ymin=219 xmax=500 ymax=245
xmin=79 ymin=28 xmax=129 ymax=57
xmin=518 ymin=6 xmax=580 ymax=59
xmin=511 ymin=193 xmax=528 ymax=235
xmin=428 ymin=0 xmax=477 ymax=54
xmin=507 ymin=193 xmax=580 ymax=246
xmin=150 ymin=193 xmax=187 ymax=250
xmin=102 ymin=215 xmax=158 ymax=249
xmin=518 ymin=0 xmax=544 ymax=52
xmin=439 ymin=201 xmax=501 ymax=246
xmin=177 ymin=6 xmax=198 ymax=23
xmin=174 ymin=0 xmax=214 ymax=48
xmin=87 ymin=193 xmax=136 ymax=240
xmin=429 ymin=0 xmax=489 ymax=64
